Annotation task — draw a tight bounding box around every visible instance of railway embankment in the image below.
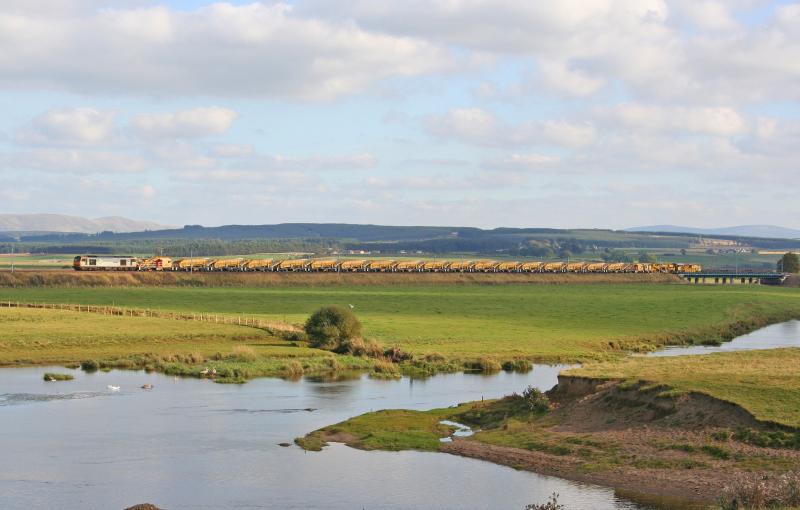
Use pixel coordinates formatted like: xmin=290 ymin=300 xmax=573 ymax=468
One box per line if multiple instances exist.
xmin=0 ymin=270 xmax=683 ymax=288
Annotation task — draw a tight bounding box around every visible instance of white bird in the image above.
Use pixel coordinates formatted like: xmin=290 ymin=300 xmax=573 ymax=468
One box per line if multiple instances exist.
xmin=107 ymin=385 xmax=120 ymax=391
xmin=200 ymin=368 xmax=209 ymax=376
xmin=210 ymin=368 xmax=217 ymax=375
xmin=141 ymin=384 xmax=153 ymax=390
xmin=348 ymin=304 xmax=355 ymax=309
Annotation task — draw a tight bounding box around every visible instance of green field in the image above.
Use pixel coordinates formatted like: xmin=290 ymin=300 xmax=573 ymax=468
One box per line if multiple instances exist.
xmin=1 ymin=284 xmax=799 ymax=362
xmin=569 ymin=348 xmax=800 ymax=428
xmin=0 ymin=307 xmax=371 ymax=381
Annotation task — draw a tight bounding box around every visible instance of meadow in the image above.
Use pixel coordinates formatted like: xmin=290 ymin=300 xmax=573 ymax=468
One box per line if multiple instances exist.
xmin=0 ymin=307 xmax=371 ymax=381
xmin=568 ymin=348 xmax=800 ymax=428
xmin=1 ymin=282 xmax=799 ymax=362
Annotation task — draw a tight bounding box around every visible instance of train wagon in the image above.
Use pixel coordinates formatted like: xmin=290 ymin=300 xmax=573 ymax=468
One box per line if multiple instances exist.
xmin=277 ymin=259 xmax=310 ymax=271
xmin=473 ymin=260 xmax=499 ymax=272
xmin=172 ymin=258 xmax=212 ymax=271
xmin=395 ymin=260 xmax=423 ymax=272
xmin=139 ymin=257 xmax=172 ymax=271
xmin=448 ymin=261 xmax=475 ymax=272
xmin=603 ymin=262 xmax=628 ymax=273
xmin=422 ymin=260 xmax=450 ymax=272
xmin=519 ymin=261 xmax=544 ymax=272
xmin=210 ymin=258 xmax=244 ymax=271
xmin=243 ymin=259 xmax=275 ymax=271
xmin=73 ymin=255 xmax=139 ymax=271
xmin=583 ymin=262 xmax=607 ymax=272
xmin=496 ymin=261 xmax=521 ymax=272
xmin=676 ymin=263 xmax=702 ymax=273
xmin=367 ymin=260 xmax=397 ymax=272
xmin=565 ymin=262 xmax=587 ymax=272
xmin=309 ymin=259 xmax=340 ymax=271
xmin=542 ymin=262 xmax=567 ymax=272
xmin=339 ymin=259 xmax=368 ymax=272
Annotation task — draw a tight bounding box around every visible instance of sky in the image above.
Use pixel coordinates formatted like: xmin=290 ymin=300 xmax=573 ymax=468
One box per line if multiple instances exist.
xmin=0 ymin=0 xmax=799 ymax=229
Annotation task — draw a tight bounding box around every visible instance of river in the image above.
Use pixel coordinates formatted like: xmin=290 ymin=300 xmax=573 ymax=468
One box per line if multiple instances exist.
xmin=2 ymin=320 xmax=799 ymax=510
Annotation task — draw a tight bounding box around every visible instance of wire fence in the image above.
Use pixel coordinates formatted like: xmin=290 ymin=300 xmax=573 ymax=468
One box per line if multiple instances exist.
xmin=0 ymin=300 xmax=300 ymax=333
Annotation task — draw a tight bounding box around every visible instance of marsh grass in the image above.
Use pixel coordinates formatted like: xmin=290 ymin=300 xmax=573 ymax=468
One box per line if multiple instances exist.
xmin=43 ymin=372 xmax=73 ymax=381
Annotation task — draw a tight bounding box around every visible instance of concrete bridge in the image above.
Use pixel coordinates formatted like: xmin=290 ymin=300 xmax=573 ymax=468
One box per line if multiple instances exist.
xmin=680 ymin=272 xmax=787 ymax=285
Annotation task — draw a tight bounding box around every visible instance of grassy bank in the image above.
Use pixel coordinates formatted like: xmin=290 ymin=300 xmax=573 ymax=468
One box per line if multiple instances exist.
xmin=568 ymin=348 xmax=800 ymax=428
xmin=0 ymin=308 xmax=372 ymax=382
xmin=1 ymin=283 xmax=798 ymax=363
xmin=297 ymin=350 xmax=800 ymax=504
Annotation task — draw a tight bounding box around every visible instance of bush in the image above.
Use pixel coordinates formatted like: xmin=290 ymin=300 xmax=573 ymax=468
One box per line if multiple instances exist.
xmin=719 ymin=472 xmax=800 ymax=510
xmin=464 ymin=357 xmax=501 ymax=373
xmin=305 ymin=306 xmax=362 ymax=350
xmin=526 ymin=493 xmax=564 ymax=510
xmin=502 ymin=359 xmax=533 ymax=372
xmin=522 ymin=385 xmax=550 ymax=413
xmin=80 ymin=359 xmax=99 ymax=372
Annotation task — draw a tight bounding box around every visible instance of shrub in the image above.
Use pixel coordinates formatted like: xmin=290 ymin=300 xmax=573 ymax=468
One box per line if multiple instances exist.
xmin=526 ymin=493 xmax=564 ymax=510
xmin=701 ymin=444 xmax=731 ymax=460
xmin=43 ymin=373 xmax=73 ymax=381
xmin=464 ymin=357 xmax=501 ymax=373
xmin=304 ymin=306 xmax=362 ymax=350
xmin=502 ymin=359 xmax=533 ymax=372
xmin=337 ymin=337 xmax=385 ymax=358
xmin=522 ymin=385 xmax=550 ymax=413
xmin=719 ymin=472 xmax=800 ymax=510
xmin=80 ymin=359 xmax=99 ymax=372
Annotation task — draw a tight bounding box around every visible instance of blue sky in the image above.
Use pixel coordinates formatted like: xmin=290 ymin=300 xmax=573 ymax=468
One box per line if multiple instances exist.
xmin=1 ymin=1 xmax=799 ymax=229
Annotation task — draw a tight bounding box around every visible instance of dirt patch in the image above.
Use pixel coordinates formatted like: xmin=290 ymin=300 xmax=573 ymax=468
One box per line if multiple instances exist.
xmin=549 ymin=377 xmax=763 ymax=432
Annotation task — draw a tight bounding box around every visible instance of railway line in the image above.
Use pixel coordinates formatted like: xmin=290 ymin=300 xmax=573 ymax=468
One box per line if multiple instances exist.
xmin=73 ymin=255 xmax=702 ymax=274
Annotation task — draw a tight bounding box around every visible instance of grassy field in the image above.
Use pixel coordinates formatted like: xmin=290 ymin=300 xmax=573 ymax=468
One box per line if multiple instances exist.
xmin=0 ymin=307 xmax=371 ymax=381
xmin=1 ymin=283 xmax=799 ymax=362
xmin=568 ymin=348 xmax=800 ymax=428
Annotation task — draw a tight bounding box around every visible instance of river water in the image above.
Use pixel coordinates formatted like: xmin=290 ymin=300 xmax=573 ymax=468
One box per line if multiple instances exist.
xmin=2 ymin=320 xmax=799 ymax=510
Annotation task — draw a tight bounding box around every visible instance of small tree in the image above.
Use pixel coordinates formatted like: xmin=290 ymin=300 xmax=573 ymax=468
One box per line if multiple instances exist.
xmin=778 ymin=252 xmax=800 ymax=273
xmin=304 ymin=305 xmax=362 ymax=350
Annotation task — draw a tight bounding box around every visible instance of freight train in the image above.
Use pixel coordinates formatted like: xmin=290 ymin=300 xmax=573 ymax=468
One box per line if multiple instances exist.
xmin=73 ymin=255 xmax=702 ymax=274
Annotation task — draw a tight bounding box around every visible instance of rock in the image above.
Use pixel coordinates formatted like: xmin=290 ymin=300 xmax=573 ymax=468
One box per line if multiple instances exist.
xmin=124 ymin=504 xmax=164 ymax=510
xmin=278 ymin=442 xmax=291 ymax=447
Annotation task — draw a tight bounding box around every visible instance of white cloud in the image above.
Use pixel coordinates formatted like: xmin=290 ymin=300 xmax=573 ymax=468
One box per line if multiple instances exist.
xmin=131 ymin=107 xmax=238 ymax=139
xmin=0 ymin=3 xmax=451 ymax=101
xmin=597 ymin=103 xmax=748 ymax=137
xmin=4 ymin=148 xmax=147 ymax=174
xmin=484 ymin=153 xmax=561 ymax=170
xmin=538 ymin=59 xmax=605 ymax=97
xmin=17 ymin=107 xmax=117 ymax=145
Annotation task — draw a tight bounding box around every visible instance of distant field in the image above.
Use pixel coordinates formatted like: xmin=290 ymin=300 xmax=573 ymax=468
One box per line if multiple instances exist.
xmin=1 ymin=282 xmax=798 ymax=362
xmin=569 ymin=348 xmax=800 ymax=428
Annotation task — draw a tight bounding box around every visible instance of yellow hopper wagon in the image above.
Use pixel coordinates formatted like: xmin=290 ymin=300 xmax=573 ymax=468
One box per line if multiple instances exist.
xmin=566 ymin=262 xmax=587 ymax=272
xmin=210 ymin=258 xmax=245 ymax=271
xmin=277 ymin=259 xmax=310 ymax=271
xmin=473 ymin=260 xmax=500 ymax=272
xmin=367 ymin=260 xmax=398 ymax=272
xmin=496 ymin=261 xmax=521 ymax=273
xmin=583 ymin=262 xmax=607 ymax=273
xmin=172 ymin=258 xmax=212 ymax=271
xmin=448 ymin=261 xmax=475 ymax=272
xmin=542 ymin=262 xmax=566 ymax=272
xmin=519 ymin=261 xmax=544 ymax=273
xmin=243 ymin=259 xmax=275 ymax=271
xmin=339 ymin=259 xmax=368 ymax=272
xmin=676 ymin=263 xmax=702 ymax=273
xmin=309 ymin=259 xmax=340 ymax=272
xmin=422 ymin=260 xmax=450 ymax=272
xmin=395 ymin=260 xmax=423 ymax=272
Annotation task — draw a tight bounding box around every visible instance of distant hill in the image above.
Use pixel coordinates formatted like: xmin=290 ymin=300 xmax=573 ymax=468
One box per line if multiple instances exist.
xmin=627 ymin=225 xmax=800 ymax=239
xmin=0 ymin=214 xmax=172 ymax=234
